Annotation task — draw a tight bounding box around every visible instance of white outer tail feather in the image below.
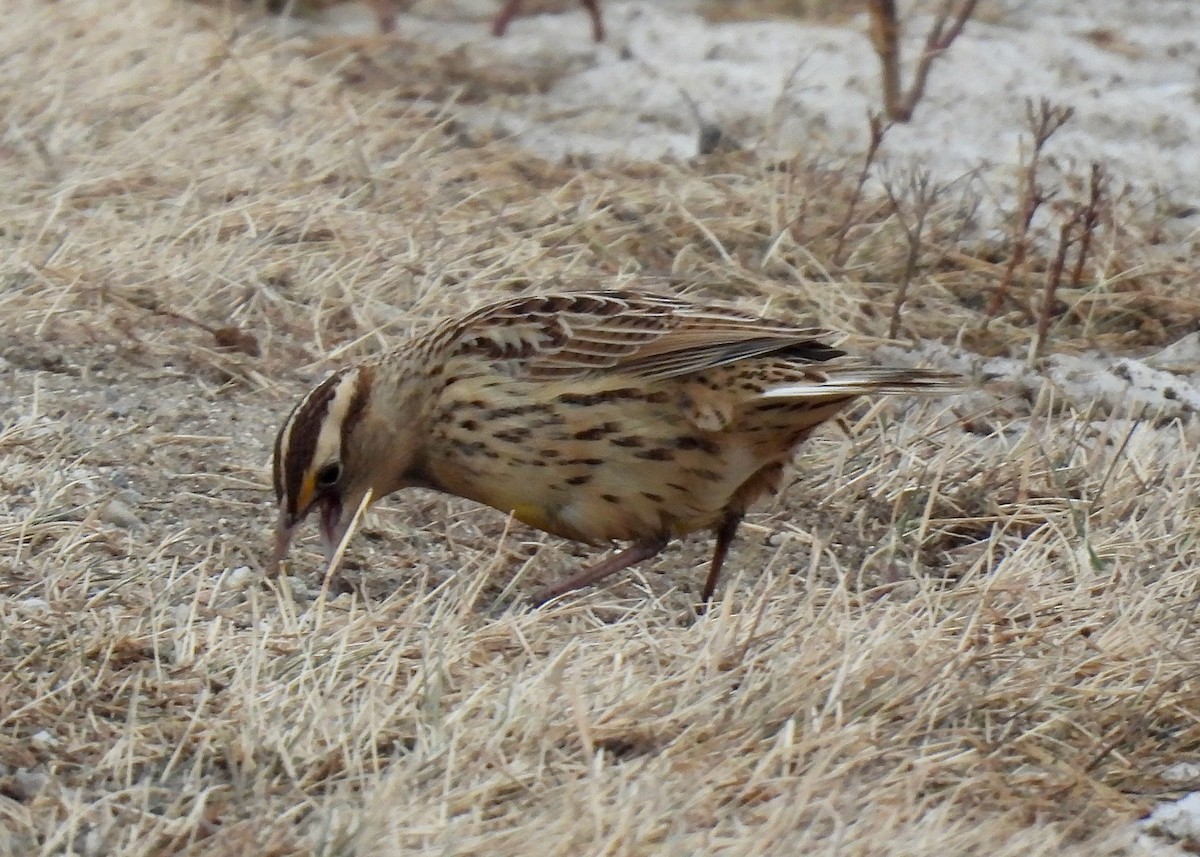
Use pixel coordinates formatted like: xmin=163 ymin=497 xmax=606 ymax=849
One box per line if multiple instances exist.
xmin=759 ymin=368 xmax=962 ymax=400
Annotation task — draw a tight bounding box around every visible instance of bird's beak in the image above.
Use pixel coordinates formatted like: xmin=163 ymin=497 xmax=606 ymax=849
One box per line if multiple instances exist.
xmin=270 ymin=491 xmax=366 ymax=574
xmin=271 ymin=509 xmax=298 ymax=573
xmin=317 ymin=495 xmax=346 ymax=563
xmin=269 ymin=495 xmax=338 ymax=571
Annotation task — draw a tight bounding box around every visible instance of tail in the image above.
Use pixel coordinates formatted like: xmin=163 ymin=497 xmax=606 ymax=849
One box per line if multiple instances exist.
xmin=759 ymin=367 xmax=964 ymax=400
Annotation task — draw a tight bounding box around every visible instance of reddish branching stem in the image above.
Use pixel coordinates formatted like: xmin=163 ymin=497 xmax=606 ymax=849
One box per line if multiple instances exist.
xmin=493 ymin=0 xmax=605 ymax=41
xmin=882 ymin=169 xmax=940 ymax=340
xmin=1068 ymin=163 xmax=1106 ymax=290
xmin=867 ymin=0 xmax=980 ymax=122
xmin=831 ymin=113 xmax=888 ymax=270
xmin=1029 ymin=220 xmax=1075 ymax=364
xmin=983 ymin=98 xmax=1075 ymax=328
xmin=1028 ymin=163 xmax=1106 ymax=363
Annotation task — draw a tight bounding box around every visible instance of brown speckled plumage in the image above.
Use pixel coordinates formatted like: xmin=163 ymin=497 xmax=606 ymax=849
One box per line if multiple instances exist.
xmin=272 ymin=290 xmax=961 ymax=604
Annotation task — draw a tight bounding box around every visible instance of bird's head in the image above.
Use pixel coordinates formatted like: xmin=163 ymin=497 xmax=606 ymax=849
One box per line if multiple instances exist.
xmin=270 ymin=363 xmax=420 ymax=569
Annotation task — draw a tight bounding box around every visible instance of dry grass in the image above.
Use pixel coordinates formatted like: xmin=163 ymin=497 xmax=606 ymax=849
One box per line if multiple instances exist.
xmin=2 ymin=1 xmax=1200 ymax=854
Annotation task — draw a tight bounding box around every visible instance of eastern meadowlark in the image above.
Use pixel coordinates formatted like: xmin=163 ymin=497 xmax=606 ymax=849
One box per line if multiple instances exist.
xmin=272 ymin=290 xmax=960 ymax=603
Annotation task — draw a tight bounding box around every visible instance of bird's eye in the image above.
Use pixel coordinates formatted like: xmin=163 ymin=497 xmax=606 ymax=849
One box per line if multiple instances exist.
xmin=315 ymin=461 xmax=342 ymax=488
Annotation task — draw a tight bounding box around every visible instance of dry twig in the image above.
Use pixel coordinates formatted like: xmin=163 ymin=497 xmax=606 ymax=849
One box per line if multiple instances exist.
xmin=1028 ymin=161 xmax=1106 ymax=363
xmin=866 ymin=0 xmax=980 ymax=122
xmin=882 ymin=168 xmax=941 ymax=339
xmin=831 ymin=113 xmax=889 ymax=270
xmin=1068 ymin=162 xmax=1107 ymax=290
xmin=983 ymin=98 xmax=1075 ymax=328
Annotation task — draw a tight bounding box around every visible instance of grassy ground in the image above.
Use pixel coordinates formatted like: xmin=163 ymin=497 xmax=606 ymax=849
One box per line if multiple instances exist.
xmin=2 ymin=1 xmax=1200 ymax=854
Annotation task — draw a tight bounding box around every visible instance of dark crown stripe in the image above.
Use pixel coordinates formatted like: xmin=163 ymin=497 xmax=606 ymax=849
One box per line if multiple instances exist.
xmin=340 ymin=364 xmax=373 ymax=451
xmin=274 ymin=368 xmax=349 ymax=518
xmin=272 ymin=409 xmax=291 ymax=502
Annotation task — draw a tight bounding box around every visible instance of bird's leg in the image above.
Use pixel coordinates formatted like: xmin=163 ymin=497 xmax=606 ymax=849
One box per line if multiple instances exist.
xmin=532 ymin=535 xmax=670 ymax=605
xmin=700 ymin=512 xmax=743 ymax=605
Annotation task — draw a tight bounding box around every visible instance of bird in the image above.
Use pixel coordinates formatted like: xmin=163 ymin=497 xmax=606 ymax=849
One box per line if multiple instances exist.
xmin=271 ymin=290 xmax=961 ymax=604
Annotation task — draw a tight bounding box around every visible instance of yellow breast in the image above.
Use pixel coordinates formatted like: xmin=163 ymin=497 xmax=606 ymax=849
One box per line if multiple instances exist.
xmin=421 ymin=371 xmax=797 ymax=544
